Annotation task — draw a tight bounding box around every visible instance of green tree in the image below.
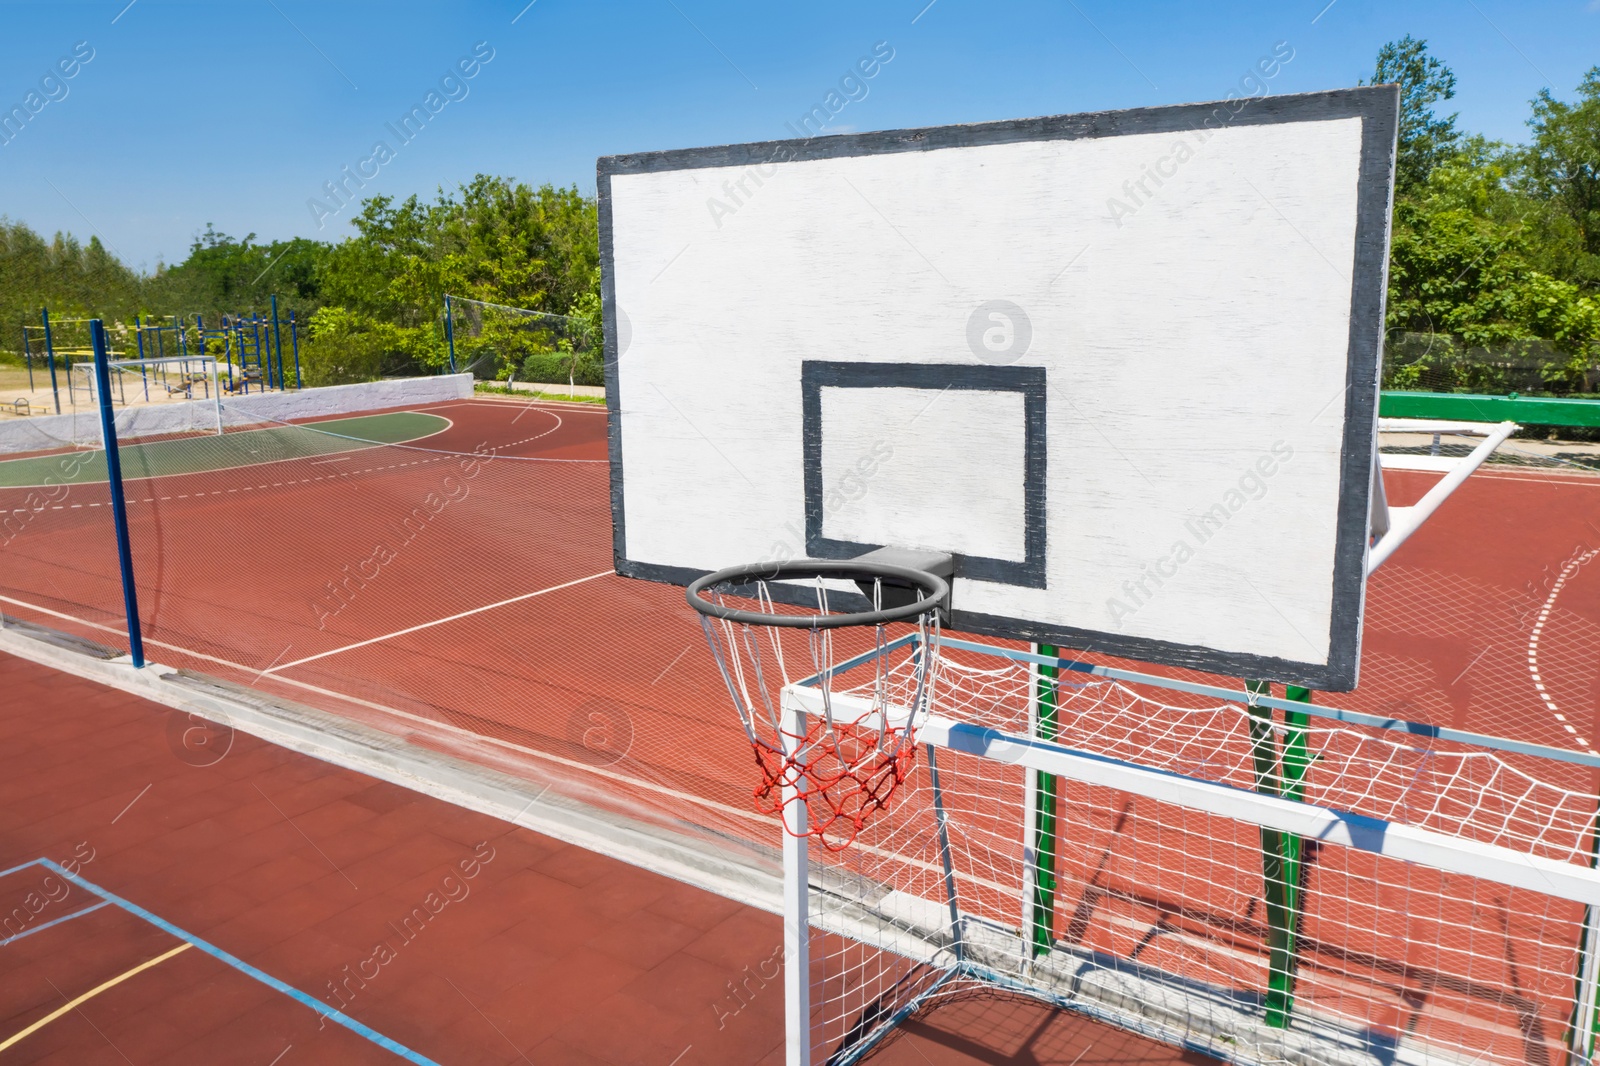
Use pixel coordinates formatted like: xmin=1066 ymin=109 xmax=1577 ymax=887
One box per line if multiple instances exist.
xmin=0 ymin=174 xmax=603 ymax=379
xmin=1386 ymin=147 xmax=1598 ymax=393
xmin=145 ymin=226 xmax=331 ymax=317
xmin=1519 ymin=67 xmax=1600 ymax=289
xmin=1365 ymin=36 xmax=1461 ymax=193
xmin=298 ymin=305 xmax=420 ymax=386
xmin=324 ymin=176 xmax=596 ymax=318
xmin=0 ymin=219 xmax=143 ymax=360
xmin=322 ymin=175 xmax=599 ymax=379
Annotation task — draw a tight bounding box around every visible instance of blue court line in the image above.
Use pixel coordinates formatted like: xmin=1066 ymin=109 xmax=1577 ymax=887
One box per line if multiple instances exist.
xmin=26 ymin=859 xmax=441 ymax=1066
xmin=0 ymin=902 xmax=110 ymax=947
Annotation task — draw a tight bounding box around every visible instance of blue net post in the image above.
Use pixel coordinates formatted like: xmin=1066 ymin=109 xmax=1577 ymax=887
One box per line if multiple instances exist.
xmin=224 ymin=315 xmax=237 ymax=392
xmin=271 ymin=294 xmax=285 ymax=391
xmin=444 ymin=294 xmax=457 ymax=374
xmin=91 ymin=319 xmax=145 ymax=668
xmin=134 ymin=316 xmax=150 ymax=401
xmin=42 ymin=307 xmax=62 ymax=414
xmin=254 ymin=313 xmax=270 ymax=388
xmin=290 ymin=311 xmax=302 ymax=388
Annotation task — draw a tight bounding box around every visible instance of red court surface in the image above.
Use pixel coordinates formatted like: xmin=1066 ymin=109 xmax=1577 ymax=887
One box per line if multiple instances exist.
xmin=2 ymin=395 xmax=1599 ymax=1063
xmin=6 ymin=398 xmax=1597 ymax=772
xmin=0 ymin=649 xmax=1208 ymax=1066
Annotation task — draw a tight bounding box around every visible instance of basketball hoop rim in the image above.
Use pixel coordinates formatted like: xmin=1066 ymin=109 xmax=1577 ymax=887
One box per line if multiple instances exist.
xmin=685 ymin=559 xmax=949 ymax=629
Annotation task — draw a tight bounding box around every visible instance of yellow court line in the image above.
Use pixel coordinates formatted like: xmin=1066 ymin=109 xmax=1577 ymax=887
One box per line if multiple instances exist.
xmin=0 ymin=941 xmax=193 ymax=1052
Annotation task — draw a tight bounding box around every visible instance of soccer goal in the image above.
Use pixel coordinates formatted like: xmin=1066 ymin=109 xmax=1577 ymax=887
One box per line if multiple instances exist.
xmin=69 ymin=356 xmax=224 ymax=437
xmin=749 ymin=626 xmax=1600 ymax=1066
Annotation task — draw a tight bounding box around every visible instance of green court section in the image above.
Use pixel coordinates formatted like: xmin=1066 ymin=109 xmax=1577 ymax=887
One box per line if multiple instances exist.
xmin=1381 ymin=390 xmax=1600 ymax=427
xmin=0 ymin=412 xmax=450 ymax=488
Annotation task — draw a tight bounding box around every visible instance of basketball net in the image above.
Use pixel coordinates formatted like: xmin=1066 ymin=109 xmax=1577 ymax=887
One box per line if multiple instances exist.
xmin=695 ymin=576 xmax=942 ymax=850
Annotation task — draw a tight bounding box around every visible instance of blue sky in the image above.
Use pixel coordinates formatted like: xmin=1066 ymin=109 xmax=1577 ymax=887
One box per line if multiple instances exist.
xmin=1 ymin=0 xmax=1594 ymax=271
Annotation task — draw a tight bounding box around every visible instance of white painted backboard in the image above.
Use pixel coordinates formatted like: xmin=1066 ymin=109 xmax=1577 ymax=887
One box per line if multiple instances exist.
xmin=599 ymin=88 xmax=1399 ymax=689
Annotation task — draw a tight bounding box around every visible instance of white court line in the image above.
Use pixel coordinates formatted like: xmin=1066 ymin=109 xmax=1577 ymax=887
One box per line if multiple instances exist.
xmin=0 ymin=588 xmax=770 ymax=831
xmin=263 ymin=568 xmax=614 ymax=674
xmin=411 ymin=401 xmax=503 ymax=413
xmin=1383 ymin=467 xmax=1600 ymax=489
xmin=417 ymin=398 xmax=602 ymax=413
xmin=1473 ymin=469 xmax=1600 ymax=487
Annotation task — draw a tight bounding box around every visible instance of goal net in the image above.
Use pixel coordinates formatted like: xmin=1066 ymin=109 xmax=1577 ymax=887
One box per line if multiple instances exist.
xmin=1 ymin=356 xmax=228 ymax=453
xmin=67 ymin=356 xmax=222 ymax=412
xmin=783 ymin=635 xmax=1600 ymax=1066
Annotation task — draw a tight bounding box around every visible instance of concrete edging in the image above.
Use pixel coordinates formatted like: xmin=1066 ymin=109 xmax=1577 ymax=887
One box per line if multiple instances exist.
xmin=0 ymin=620 xmax=781 ymax=917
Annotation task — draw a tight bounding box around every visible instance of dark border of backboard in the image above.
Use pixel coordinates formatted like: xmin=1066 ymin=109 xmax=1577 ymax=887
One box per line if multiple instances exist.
xmin=598 ymin=86 xmax=1399 ymax=691
xmin=800 ymin=361 xmax=1047 ymax=588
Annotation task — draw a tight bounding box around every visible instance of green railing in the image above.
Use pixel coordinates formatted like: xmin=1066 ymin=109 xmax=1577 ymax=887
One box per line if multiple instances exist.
xmin=1380 ymin=390 xmax=1600 ymax=427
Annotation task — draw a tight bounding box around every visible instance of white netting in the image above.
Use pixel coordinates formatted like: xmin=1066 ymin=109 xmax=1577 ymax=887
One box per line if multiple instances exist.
xmin=845 ymin=645 xmax=1600 ymax=866
xmin=5 ymin=389 xmax=1597 ymax=1066
xmin=810 ymin=762 xmax=1590 ymax=1066
xmin=447 ymin=295 xmax=597 ymax=387
xmin=67 ymin=356 xmax=221 ymax=409
xmin=805 ymin=642 xmax=1600 ymax=1066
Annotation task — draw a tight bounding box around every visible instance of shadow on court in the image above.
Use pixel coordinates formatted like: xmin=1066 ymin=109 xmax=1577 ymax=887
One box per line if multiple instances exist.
xmin=873 ymin=992 xmax=1218 ymax=1065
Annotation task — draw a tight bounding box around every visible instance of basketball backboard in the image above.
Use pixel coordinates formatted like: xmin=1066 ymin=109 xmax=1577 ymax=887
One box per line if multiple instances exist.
xmin=598 ymin=87 xmax=1399 ymax=690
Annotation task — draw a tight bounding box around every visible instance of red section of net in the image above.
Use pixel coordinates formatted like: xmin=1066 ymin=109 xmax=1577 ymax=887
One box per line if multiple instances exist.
xmin=751 ymin=719 xmax=920 ymax=850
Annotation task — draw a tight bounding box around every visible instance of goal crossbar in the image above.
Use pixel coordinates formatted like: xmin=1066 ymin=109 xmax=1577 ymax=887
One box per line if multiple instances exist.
xmin=784 ymin=685 xmax=1600 ymax=905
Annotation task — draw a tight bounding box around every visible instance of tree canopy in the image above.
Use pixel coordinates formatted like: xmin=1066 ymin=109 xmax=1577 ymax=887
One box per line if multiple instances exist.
xmin=1378 ymin=42 xmax=1600 ymax=394
xmin=0 ymin=174 xmax=599 ymax=385
xmin=1364 ymin=35 xmax=1462 ymax=193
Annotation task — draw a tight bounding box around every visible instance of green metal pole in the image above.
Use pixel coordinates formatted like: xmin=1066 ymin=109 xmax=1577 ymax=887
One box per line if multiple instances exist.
xmin=1278 ymin=686 xmax=1313 ymax=1023
xmin=1247 ymin=680 xmax=1310 ymax=1028
xmin=1031 ymin=643 xmax=1060 ymax=958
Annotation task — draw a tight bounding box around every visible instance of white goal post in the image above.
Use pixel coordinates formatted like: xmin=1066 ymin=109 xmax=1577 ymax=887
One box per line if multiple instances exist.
xmin=776 ymin=638 xmax=1600 ymax=1066
xmin=69 ymin=356 xmax=224 ymax=439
